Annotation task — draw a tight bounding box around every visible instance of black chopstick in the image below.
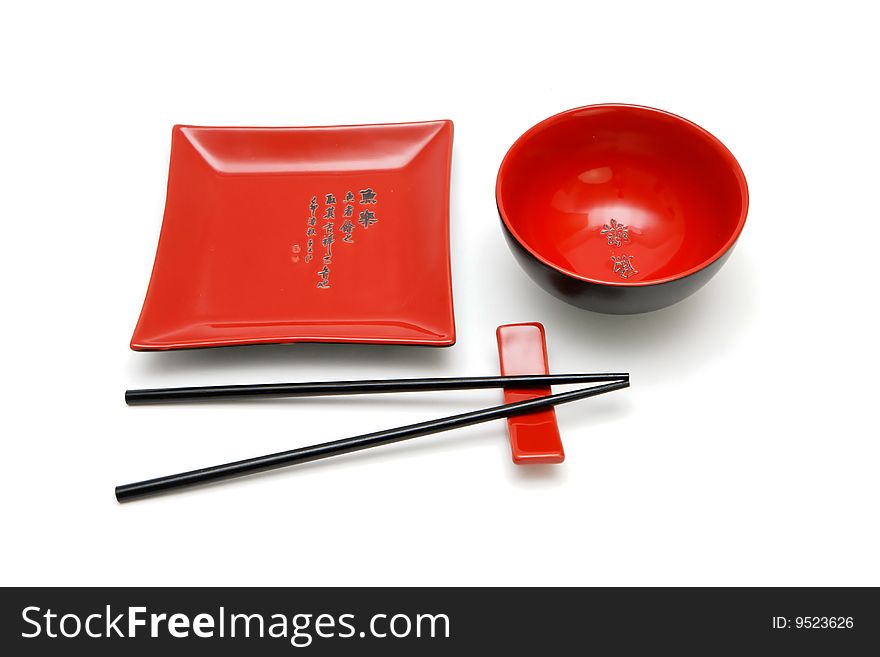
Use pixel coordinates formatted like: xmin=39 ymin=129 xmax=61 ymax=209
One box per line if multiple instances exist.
xmin=125 ymin=373 xmax=629 ymax=405
xmin=116 ymin=378 xmax=629 ymax=501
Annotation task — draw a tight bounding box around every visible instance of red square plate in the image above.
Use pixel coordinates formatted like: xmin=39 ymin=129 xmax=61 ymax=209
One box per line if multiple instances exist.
xmin=131 ymin=120 xmax=455 ymax=350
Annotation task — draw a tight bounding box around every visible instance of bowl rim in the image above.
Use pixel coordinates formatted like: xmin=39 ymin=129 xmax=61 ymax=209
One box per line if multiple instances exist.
xmin=495 ymin=103 xmax=750 ymax=288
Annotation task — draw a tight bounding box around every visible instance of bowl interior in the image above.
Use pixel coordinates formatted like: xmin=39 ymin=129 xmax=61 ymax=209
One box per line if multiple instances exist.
xmin=497 ymin=105 xmax=747 ymax=285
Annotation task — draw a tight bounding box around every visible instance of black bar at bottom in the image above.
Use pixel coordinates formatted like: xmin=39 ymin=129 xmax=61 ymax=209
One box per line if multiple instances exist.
xmin=0 ymin=587 xmax=876 ymax=655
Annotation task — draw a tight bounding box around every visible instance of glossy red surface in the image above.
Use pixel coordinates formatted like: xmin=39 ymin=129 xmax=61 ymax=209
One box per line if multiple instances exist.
xmin=496 ymin=323 xmax=564 ymax=465
xmin=497 ymin=105 xmax=748 ymax=286
xmin=132 ymin=121 xmax=455 ymax=350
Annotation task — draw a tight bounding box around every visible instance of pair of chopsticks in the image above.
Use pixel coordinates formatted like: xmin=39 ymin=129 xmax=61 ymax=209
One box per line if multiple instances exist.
xmin=117 ymin=372 xmax=629 ymax=502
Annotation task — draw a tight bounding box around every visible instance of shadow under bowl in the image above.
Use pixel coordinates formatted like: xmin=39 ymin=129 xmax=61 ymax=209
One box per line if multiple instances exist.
xmin=496 ymin=104 xmax=749 ymax=314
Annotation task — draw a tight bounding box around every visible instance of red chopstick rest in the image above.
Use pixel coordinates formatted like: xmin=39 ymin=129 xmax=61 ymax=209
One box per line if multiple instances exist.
xmin=496 ymin=322 xmax=565 ymax=464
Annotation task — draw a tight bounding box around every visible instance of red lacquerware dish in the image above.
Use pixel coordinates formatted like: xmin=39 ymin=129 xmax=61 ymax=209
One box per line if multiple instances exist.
xmin=131 ymin=121 xmax=455 ymax=350
xmin=496 ymin=104 xmax=748 ymax=314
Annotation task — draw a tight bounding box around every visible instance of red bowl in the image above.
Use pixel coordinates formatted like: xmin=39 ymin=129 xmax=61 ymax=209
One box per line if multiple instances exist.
xmin=496 ymin=104 xmax=748 ymax=314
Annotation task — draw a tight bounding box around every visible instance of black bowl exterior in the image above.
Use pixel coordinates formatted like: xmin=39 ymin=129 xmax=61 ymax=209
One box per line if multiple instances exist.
xmin=500 ymin=219 xmax=735 ymax=314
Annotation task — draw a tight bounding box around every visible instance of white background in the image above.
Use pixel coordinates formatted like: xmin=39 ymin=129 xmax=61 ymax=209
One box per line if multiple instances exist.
xmin=1 ymin=1 xmax=877 ymax=586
